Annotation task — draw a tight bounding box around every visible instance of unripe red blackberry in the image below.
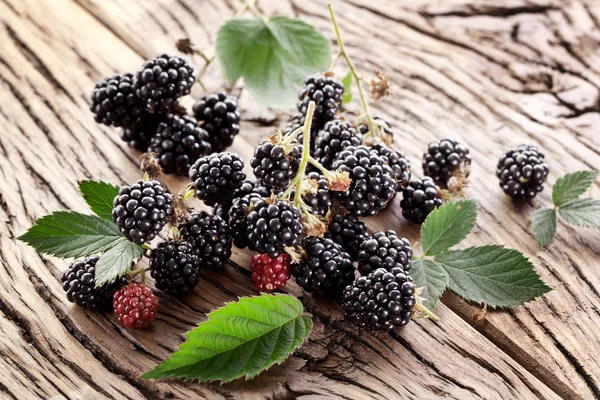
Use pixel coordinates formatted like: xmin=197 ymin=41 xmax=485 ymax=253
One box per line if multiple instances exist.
xmin=297 ymin=74 xmax=344 ymax=128
xmin=423 ymin=138 xmax=471 ymax=186
xmin=90 ymin=73 xmax=144 ymax=128
xmin=119 ymin=114 xmax=166 ymax=151
xmin=251 ymin=253 xmax=291 ymax=292
xmin=250 ymin=138 xmax=302 ymax=190
xmin=189 ymin=152 xmax=246 ymax=206
xmin=179 ymin=211 xmax=232 ymax=269
xmin=113 ymin=283 xmax=158 ymax=329
xmin=497 ymin=144 xmax=549 ymax=199
xmin=192 ymin=92 xmax=241 ymax=152
xmin=357 ymin=230 xmax=412 ymax=276
xmin=325 ymin=211 xmax=368 ymax=261
xmin=149 ymin=240 xmax=201 ymax=296
xmin=400 ymin=177 xmax=442 ymax=224
xmin=314 ymin=120 xmax=362 ymax=169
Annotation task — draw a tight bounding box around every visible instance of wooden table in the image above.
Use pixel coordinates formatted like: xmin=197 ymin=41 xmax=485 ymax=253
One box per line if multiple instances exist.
xmin=1 ymin=0 xmax=599 ymax=398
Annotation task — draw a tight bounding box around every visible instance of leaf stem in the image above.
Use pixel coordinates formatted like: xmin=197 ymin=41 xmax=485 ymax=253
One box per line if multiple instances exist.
xmin=293 ymin=101 xmax=315 ymax=208
xmin=142 ymin=243 xmax=153 ymax=251
xmin=247 ymin=0 xmax=269 ymax=25
xmin=414 ymin=301 xmax=439 ymax=321
xmin=328 ymin=51 xmax=342 ymax=72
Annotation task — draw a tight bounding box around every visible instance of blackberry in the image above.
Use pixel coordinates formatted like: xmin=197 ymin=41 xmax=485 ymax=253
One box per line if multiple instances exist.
xmin=342 ymin=267 xmax=416 ymax=330
xmin=149 ymin=240 xmax=201 ymax=296
xmin=61 ymin=255 xmax=127 ymax=312
xmin=119 ymin=114 xmax=165 ymax=151
xmin=325 ymin=211 xmax=368 ymax=261
xmin=148 ymin=114 xmax=211 ymax=176
xmin=228 ymin=192 xmax=264 ymax=249
xmin=251 ymin=253 xmax=291 ymax=293
xmin=287 ymin=172 xmax=332 ymax=216
xmin=134 ymin=54 xmax=195 ymax=113
xmin=400 ymin=177 xmax=443 ymax=224
xmin=179 ymin=211 xmax=232 ymax=269
xmin=357 ymin=116 xmax=394 ymax=142
xmin=314 ymin=120 xmax=362 ymax=169
xmin=290 ymin=238 xmax=355 ymax=299
xmin=250 ymin=137 xmax=302 ymax=189
xmin=371 ymin=143 xmax=411 ymax=190
xmin=189 ymin=152 xmax=246 ymax=206
xmin=192 ymin=92 xmax=241 ymax=152
xmin=331 ymin=145 xmax=398 ymax=216
xmin=497 ymin=144 xmax=549 ymax=199
xmin=246 ymin=199 xmax=303 ymax=258
xmin=423 ymin=138 xmax=471 ymax=186
xmin=113 ymin=283 xmax=158 ymax=329
xmin=357 ymin=230 xmax=412 ymax=276
xmin=90 ymin=73 xmax=144 ymax=129
xmin=112 ymin=180 xmax=173 ymax=244
xmin=297 ymin=74 xmax=344 ymax=128
xmin=212 ymin=180 xmax=270 ymax=221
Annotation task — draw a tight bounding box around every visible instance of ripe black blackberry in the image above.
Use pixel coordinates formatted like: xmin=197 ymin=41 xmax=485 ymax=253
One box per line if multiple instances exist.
xmin=371 ymin=143 xmax=411 ymax=190
xmin=90 ymin=73 xmax=144 ymax=128
xmin=423 ymin=138 xmax=471 ymax=186
xmin=179 ymin=211 xmax=232 ymax=269
xmin=149 ymin=240 xmax=201 ymax=296
xmin=290 ymin=238 xmax=355 ymax=299
xmin=287 ymin=172 xmax=332 ymax=216
xmin=148 ymin=114 xmax=211 ymax=176
xmin=400 ymin=177 xmax=443 ymax=224
xmin=61 ymin=255 xmax=128 ymax=311
xmin=314 ymin=120 xmax=362 ymax=169
xmin=212 ymin=180 xmax=270 ymax=220
xmin=342 ymin=267 xmax=416 ymax=330
xmin=297 ymin=74 xmax=344 ymax=128
xmin=331 ymin=145 xmax=398 ymax=216
xmin=192 ymin=92 xmax=241 ymax=152
xmin=189 ymin=152 xmax=246 ymax=206
xmin=228 ymin=192 xmax=264 ymax=249
xmin=250 ymin=136 xmax=302 ymax=190
xmin=325 ymin=211 xmax=368 ymax=261
xmin=134 ymin=54 xmax=195 ymax=113
xmin=357 ymin=230 xmax=412 ymax=276
xmin=497 ymin=144 xmax=549 ymax=199
xmin=119 ymin=114 xmax=165 ymax=151
xmin=246 ymin=199 xmax=303 ymax=258
xmin=112 ymin=180 xmax=173 ymax=244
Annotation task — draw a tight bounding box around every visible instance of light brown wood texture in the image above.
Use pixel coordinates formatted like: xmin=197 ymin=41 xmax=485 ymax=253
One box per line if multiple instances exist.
xmin=0 ymin=0 xmax=599 ymax=398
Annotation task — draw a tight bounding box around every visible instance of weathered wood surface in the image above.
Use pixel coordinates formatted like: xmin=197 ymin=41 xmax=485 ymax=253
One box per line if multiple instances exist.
xmin=0 ymin=0 xmax=599 ymax=398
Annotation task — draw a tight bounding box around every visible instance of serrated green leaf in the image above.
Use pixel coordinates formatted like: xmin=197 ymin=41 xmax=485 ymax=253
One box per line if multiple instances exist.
xmin=531 ymin=208 xmax=557 ymax=248
xmin=94 ymin=240 xmax=142 ymax=287
xmin=341 ymin=71 xmax=353 ymax=104
xmin=411 ymin=259 xmax=449 ymax=309
xmin=421 ymin=200 xmax=478 ymax=256
xmin=558 ymin=198 xmax=600 ymax=228
xmin=552 ymin=171 xmax=598 ymax=207
xmin=79 ymin=180 xmax=119 ymax=221
xmin=216 ymin=17 xmax=332 ymax=108
xmin=435 ymin=245 xmax=552 ymax=308
xmin=142 ymin=294 xmax=312 ymax=383
xmin=17 ymin=211 xmax=125 ymax=258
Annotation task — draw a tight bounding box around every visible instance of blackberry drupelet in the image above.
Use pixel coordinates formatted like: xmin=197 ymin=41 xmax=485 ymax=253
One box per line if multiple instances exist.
xmin=331 ymin=145 xmax=398 ymax=216
xmin=342 ymin=267 xmax=416 ymax=330
xmin=250 ymin=138 xmax=302 ymax=190
xmin=112 ymin=180 xmax=173 ymax=244
xmin=179 ymin=211 xmax=232 ymax=269
xmin=290 ymin=238 xmax=355 ymax=299
xmin=228 ymin=192 xmax=264 ymax=249
xmin=134 ymin=54 xmax=195 ymax=113
xmin=297 ymin=74 xmax=344 ymax=128
xmin=119 ymin=114 xmax=165 ymax=151
xmin=212 ymin=180 xmax=270 ymax=220
xmin=325 ymin=211 xmax=368 ymax=261
xmin=113 ymin=283 xmax=158 ymax=329
xmin=148 ymin=114 xmax=211 ymax=176
xmin=423 ymin=138 xmax=471 ymax=186
xmin=189 ymin=152 xmax=246 ymax=206
xmin=149 ymin=240 xmax=201 ymax=296
xmin=497 ymin=144 xmax=549 ymax=199
xmin=192 ymin=92 xmax=241 ymax=152
xmin=371 ymin=143 xmax=411 ymax=190
xmin=246 ymin=199 xmax=303 ymax=258
xmin=90 ymin=73 xmax=144 ymax=128
xmin=400 ymin=177 xmax=443 ymax=224
xmin=251 ymin=253 xmax=291 ymax=292
xmin=314 ymin=120 xmax=362 ymax=169
xmin=61 ymin=255 xmax=127 ymax=312
xmin=357 ymin=230 xmax=412 ymax=276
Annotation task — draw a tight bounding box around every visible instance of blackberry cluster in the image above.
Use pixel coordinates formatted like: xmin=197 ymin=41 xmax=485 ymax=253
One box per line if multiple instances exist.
xmin=228 ymin=192 xmax=265 ymax=249
xmin=113 ymin=283 xmax=158 ymax=329
xmin=497 ymin=144 xmax=549 ymax=199
xmin=134 ymin=54 xmax=195 ymax=113
xmin=400 ymin=177 xmax=443 ymax=224
xmin=250 ymin=139 xmax=302 ymax=189
xmin=112 ymin=180 xmax=173 ymax=244
xmin=251 ymin=253 xmax=291 ymax=292
xmin=90 ymin=73 xmax=144 ymax=128
xmin=371 ymin=143 xmax=411 ymax=190
xmin=357 ymin=230 xmax=412 ymax=276
xmin=61 ymin=256 xmax=127 ymax=311
xmin=297 ymin=74 xmax=344 ymax=128
xmin=149 ymin=240 xmax=201 ymax=296
xmin=290 ymin=172 xmax=332 ymax=216
xmin=119 ymin=114 xmax=165 ymax=151
xmin=314 ymin=120 xmax=362 ymax=169
xmin=290 ymin=238 xmax=355 ymax=299
xmin=423 ymin=138 xmax=471 ymax=185
xmin=342 ymin=267 xmax=416 ymax=330
xmin=212 ymin=180 xmax=270 ymax=221
xmin=189 ymin=152 xmax=246 ymax=206
xmin=246 ymin=199 xmax=303 ymax=257
xmin=331 ymin=145 xmax=398 ymax=216
xmin=325 ymin=211 xmax=368 ymax=261
xmin=179 ymin=211 xmax=232 ymax=269
xmin=148 ymin=114 xmax=211 ymax=175
xmin=192 ymin=92 xmax=241 ymax=152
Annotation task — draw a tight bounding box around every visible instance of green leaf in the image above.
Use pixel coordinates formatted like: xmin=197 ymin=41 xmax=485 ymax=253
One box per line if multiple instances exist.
xmin=17 ymin=211 xmax=126 ymax=258
xmin=143 ymin=294 xmax=312 ymax=383
xmin=341 ymin=71 xmax=353 ymax=104
xmin=531 ymin=208 xmax=557 ymax=248
xmin=94 ymin=240 xmax=142 ymax=287
xmin=79 ymin=180 xmax=119 ymax=221
xmin=216 ymin=17 xmax=332 ymax=108
xmin=558 ymin=198 xmax=600 ymax=228
xmin=435 ymin=245 xmax=552 ymax=308
xmin=421 ymin=200 xmax=478 ymax=256
xmin=411 ymin=259 xmax=449 ymax=309
xmin=552 ymin=171 xmax=598 ymax=207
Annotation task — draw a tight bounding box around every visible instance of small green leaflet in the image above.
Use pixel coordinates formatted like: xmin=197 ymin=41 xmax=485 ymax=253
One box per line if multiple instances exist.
xmin=216 ymin=17 xmax=332 ymax=108
xmin=143 ymin=294 xmax=312 ymax=383
xmin=79 ymin=180 xmax=119 ymax=221
xmin=341 ymin=71 xmax=353 ymax=104
xmin=558 ymin=199 xmax=600 ymax=228
xmin=411 ymin=259 xmax=448 ymax=309
xmin=421 ymin=200 xmax=477 ymax=256
xmin=532 ymin=208 xmax=557 ymax=248
xmin=552 ymin=171 xmax=598 ymax=207
xmin=94 ymin=240 xmax=142 ymax=287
